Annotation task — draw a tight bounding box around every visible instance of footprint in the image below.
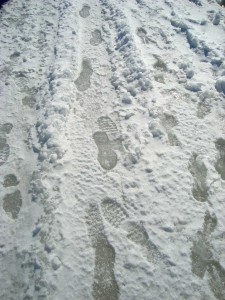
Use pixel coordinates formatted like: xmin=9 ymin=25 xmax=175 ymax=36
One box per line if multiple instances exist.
xmin=90 ymin=30 xmax=102 ymax=46
xmin=136 ymin=27 xmax=151 ymax=44
xmin=126 ymin=222 xmax=160 ymax=264
xmin=188 ymin=154 xmax=208 ymax=202
xmin=207 ymin=260 xmax=225 ymax=300
xmin=100 ymin=198 xmax=160 ymax=264
xmin=93 ymin=116 xmax=123 ymax=170
xmin=0 ymin=136 xmax=10 ymax=166
xmin=161 ymin=114 xmax=180 ymax=146
xmin=197 ymin=102 xmax=211 ymax=119
xmin=154 ymin=73 xmax=165 ymax=83
xmin=202 ymin=211 xmax=217 ymax=237
xmin=93 ymin=132 xmax=118 ymax=170
xmin=215 ymin=138 xmax=225 ymax=180
xmin=154 ymin=56 xmax=168 ymax=72
xmin=3 ymin=190 xmax=22 ymax=219
xmin=191 ymin=212 xmax=216 ymax=276
xmin=167 ymin=132 xmax=181 ymax=146
xmin=86 ymin=204 xmax=120 ymax=300
xmin=101 ymin=197 xmax=128 ymax=228
xmin=97 ymin=116 xmax=121 ymax=143
xmin=191 ymin=212 xmax=216 ymax=278
xmin=0 ymin=123 xmax=13 ymax=135
xmin=191 ymin=236 xmax=213 ymax=278
xmin=75 ymin=59 xmax=93 ymax=92
xmin=22 ymin=95 xmax=36 ymax=108
xmin=191 ymin=212 xmax=225 ymax=299
xmin=79 ymin=4 xmax=91 ymax=18
xmin=3 ymin=174 xmax=19 ymax=187
xmin=162 ymin=114 xmax=177 ymax=129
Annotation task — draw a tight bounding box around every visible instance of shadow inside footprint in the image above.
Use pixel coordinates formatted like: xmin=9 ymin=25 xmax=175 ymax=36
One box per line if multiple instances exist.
xmin=93 ymin=132 xmax=118 ymax=170
xmin=79 ymin=5 xmax=91 ymax=18
xmin=188 ymin=153 xmax=208 ymax=202
xmin=86 ymin=204 xmax=119 ymax=300
xmin=75 ymin=59 xmax=93 ymax=92
xmin=0 ymin=136 xmax=10 ymax=166
xmin=3 ymin=190 xmax=22 ymax=219
xmin=215 ymin=138 xmax=225 ymax=180
xmin=90 ymin=30 xmax=102 ymax=46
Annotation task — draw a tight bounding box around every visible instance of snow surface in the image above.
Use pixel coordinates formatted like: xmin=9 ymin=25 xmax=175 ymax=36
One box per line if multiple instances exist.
xmin=0 ymin=0 xmax=225 ymax=299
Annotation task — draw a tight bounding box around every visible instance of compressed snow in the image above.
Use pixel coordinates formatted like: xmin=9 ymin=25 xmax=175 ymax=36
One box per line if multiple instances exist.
xmin=0 ymin=0 xmax=225 ymax=299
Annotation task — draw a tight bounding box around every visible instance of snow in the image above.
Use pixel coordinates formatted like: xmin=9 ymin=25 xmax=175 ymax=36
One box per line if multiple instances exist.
xmin=0 ymin=0 xmax=225 ymax=299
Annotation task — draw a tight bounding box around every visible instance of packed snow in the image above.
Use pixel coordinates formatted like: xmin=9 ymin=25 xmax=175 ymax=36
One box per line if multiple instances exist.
xmin=0 ymin=0 xmax=225 ymax=299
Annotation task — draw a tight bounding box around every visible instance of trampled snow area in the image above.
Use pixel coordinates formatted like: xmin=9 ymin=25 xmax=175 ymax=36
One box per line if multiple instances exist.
xmin=0 ymin=0 xmax=225 ymax=299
